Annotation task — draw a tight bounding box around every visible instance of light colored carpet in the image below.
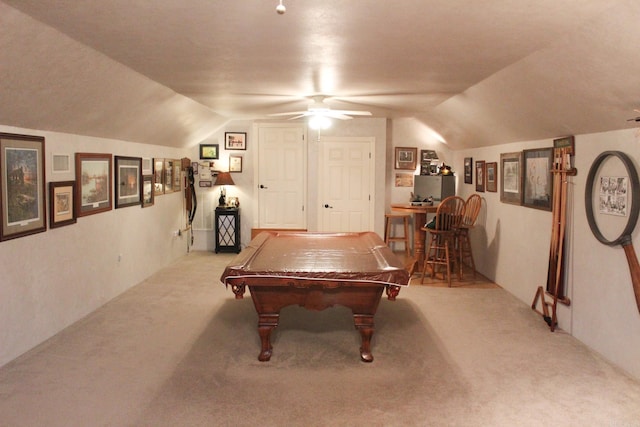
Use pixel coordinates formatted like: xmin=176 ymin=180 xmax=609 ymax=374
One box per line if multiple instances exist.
xmin=0 ymin=251 xmax=639 ymax=426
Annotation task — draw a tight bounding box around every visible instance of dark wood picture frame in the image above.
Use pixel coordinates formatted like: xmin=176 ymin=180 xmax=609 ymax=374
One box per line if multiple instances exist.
xmin=225 ymin=132 xmax=247 ymax=150
xmin=476 ymin=160 xmax=486 ymax=192
xmin=464 ymin=157 xmax=473 ymax=184
xmin=395 ymin=147 xmax=417 ymax=170
xmin=200 ymin=144 xmax=219 ymax=159
xmin=523 ymin=147 xmax=554 ymax=211
xmin=229 ymin=154 xmax=243 ymax=172
xmin=500 ymin=152 xmax=523 ymax=205
xmin=0 ymin=132 xmax=47 ymax=241
xmin=153 ymin=158 xmax=164 ymax=196
xmin=486 ymin=162 xmax=498 ymax=192
xmin=75 ymin=152 xmax=112 ymax=217
xmin=49 ymin=180 xmax=76 ymax=228
xmin=164 ymin=159 xmax=175 ymax=193
xmin=115 ymin=156 xmax=142 ymax=209
xmin=141 ymin=174 xmax=154 ymax=208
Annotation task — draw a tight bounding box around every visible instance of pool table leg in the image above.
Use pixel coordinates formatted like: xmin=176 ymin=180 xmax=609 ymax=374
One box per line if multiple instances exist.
xmin=353 ymin=314 xmax=375 ymax=362
xmin=257 ymin=313 xmax=279 ymax=362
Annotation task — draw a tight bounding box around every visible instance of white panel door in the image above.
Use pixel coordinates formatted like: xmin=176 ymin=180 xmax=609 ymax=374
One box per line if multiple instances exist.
xmin=257 ymin=124 xmax=307 ymax=229
xmin=318 ymin=137 xmax=374 ymax=232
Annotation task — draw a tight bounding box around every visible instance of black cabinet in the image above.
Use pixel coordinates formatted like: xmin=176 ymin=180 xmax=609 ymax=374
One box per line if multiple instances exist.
xmin=215 ymin=207 xmax=241 ymax=253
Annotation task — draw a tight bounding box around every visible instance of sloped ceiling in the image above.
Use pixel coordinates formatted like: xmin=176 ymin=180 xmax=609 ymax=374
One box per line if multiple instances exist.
xmin=1 ymin=0 xmax=639 ymax=149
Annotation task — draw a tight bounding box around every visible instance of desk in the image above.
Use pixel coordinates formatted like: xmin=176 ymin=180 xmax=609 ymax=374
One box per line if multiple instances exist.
xmin=391 ymin=203 xmax=438 ymax=267
xmin=220 ymin=231 xmax=410 ymax=362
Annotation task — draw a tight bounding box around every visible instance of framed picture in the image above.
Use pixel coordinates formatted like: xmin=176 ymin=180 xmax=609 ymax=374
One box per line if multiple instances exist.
xmin=0 ymin=132 xmax=47 ymax=241
xmin=191 ymin=162 xmax=199 ymax=175
xmin=199 ymin=180 xmax=212 ymax=188
xmin=476 ymin=160 xmax=486 ymax=192
xmin=395 ymin=147 xmax=417 ymax=170
xmin=464 ymin=157 xmax=473 ymax=184
xmin=523 ymin=147 xmax=554 ymax=211
xmin=420 ymin=149 xmax=437 ymax=163
xmin=229 ymin=155 xmax=243 ymax=172
xmin=225 ymin=132 xmax=247 ymax=150
xmin=486 ymin=162 xmax=498 ymax=192
xmin=115 ymin=156 xmax=142 ymax=208
xmin=394 ymin=172 xmax=414 ymax=187
xmin=173 ymin=160 xmax=181 ymax=190
xmin=75 ymin=152 xmax=112 ymax=217
xmin=164 ymin=159 xmax=174 ymax=193
xmin=500 ymin=152 xmax=523 ymax=205
xmin=142 ymin=157 xmax=153 ymax=175
xmin=49 ymin=181 xmax=76 ymax=228
xmin=153 ymin=158 xmax=164 ymax=196
xmin=141 ymin=175 xmax=154 ymax=208
xmin=200 ymin=144 xmax=219 ymax=160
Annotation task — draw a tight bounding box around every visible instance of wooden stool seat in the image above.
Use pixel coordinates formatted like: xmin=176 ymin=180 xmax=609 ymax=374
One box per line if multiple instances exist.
xmin=384 ymin=213 xmax=411 ymax=257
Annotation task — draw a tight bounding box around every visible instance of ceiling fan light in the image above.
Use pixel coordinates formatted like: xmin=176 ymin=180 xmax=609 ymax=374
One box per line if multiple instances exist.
xmin=309 ymin=114 xmax=331 ymax=130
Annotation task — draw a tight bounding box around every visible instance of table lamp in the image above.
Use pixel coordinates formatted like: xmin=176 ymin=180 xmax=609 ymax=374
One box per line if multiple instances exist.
xmin=214 ymin=171 xmax=235 ymax=206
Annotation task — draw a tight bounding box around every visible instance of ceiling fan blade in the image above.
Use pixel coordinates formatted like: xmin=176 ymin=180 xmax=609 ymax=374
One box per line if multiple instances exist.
xmin=325 ymin=112 xmax=354 ymax=120
xmin=267 ymin=111 xmax=309 ymax=117
xmin=287 ymin=114 xmax=309 ymax=120
xmin=331 ymin=110 xmax=372 ymax=116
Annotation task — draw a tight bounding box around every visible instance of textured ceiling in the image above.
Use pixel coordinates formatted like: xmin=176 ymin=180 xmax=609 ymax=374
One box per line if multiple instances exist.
xmin=1 ymin=0 xmax=639 ymax=149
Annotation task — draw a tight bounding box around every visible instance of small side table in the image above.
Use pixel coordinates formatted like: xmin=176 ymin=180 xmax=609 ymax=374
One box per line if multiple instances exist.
xmin=215 ymin=207 xmax=241 ymax=253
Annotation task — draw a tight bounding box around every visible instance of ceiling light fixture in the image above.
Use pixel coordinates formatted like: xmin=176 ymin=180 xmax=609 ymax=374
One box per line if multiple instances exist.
xmin=308 ymin=114 xmax=332 ymax=130
xmin=276 ymin=0 xmax=286 ymax=14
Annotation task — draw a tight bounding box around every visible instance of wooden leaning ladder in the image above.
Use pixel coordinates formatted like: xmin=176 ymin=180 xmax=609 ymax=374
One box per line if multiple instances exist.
xmin=532 ymin=137 xmax=577 ymax=331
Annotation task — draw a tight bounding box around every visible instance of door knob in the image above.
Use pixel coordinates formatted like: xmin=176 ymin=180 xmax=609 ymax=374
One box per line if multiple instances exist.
xmin=259 ymin=184 xmax=268 ymax=189
xmin=324 ymin=204 xmax=333 ymax=209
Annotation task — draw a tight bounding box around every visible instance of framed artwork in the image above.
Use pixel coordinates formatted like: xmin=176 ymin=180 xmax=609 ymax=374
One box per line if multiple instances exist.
xmin=420 ymin=149 xmax=437 ymax=163
xmin=464 ymin=157 xmax=473 ymax=184
xmin=164 ymin=159 xmax=174 ymax=193
xmin=229 ymin=155 xmax=243 ymax=172
xmin=501 ymin=152 xmax=523 ymax=205
xmin=49 ymin=181 xmax=76 ymax=228
xmin=225 ymin=132 xmax=247 ymax=150
xmin=200 ymin=144 xmax=219 ymax=159
xmin=173 ymin=160 xmax=181 ymax=190
xmin=476 ymin=160 xmax=486 ymax=192
xmin=141 ymin=175 xmax=154 ymax=208
xmin=0 ymin=132 xmax=47 ymax=241
xmin=395 ymin=147 xmax=417 ymax=170
xmin=115 ymin=156 xmax=142 ymax=209
xmin=142 ymin=157 xmax=153 ymax=175
xmin=191 ymin=162 xmax=199 ymax=175
xmin=523 ymin=147 xmax=553 ymax=211
xmin=486 ymin=162 xmax=498 ymax=192
xmin=153 ymin=158 xmax=164 ymax=196
xmin=199 ymin=180 xmax=212 ymax=188
xmin=394 ymin=172 xmax=414 ymax=187
xmin=75 ymin=152 xmax=112 ymax=217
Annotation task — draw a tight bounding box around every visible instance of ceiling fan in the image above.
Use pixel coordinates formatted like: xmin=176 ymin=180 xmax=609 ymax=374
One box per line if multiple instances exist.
xmin=267 ymin=95 xmax=372 ymax=126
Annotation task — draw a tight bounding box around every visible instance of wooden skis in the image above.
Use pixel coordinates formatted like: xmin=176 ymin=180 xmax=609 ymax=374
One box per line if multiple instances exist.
xmin=532 ymin=137 xmax=577 ymax=331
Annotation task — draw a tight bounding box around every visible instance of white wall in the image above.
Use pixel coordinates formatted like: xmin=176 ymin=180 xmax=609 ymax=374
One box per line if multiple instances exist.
xmin=191 ymin=118 xmax=388 ymax=250
xmin=448 ymin=128 xmax=640 ymax=380
xmin=0 ymin=125 xmax=188 ymax=368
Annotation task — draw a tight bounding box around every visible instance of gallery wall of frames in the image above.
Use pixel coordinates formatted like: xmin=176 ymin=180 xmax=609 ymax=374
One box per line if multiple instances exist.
xmin=0 ymin=131 xmax=183 ymax=242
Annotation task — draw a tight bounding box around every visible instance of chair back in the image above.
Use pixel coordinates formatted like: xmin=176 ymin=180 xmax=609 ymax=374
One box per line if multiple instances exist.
xmin=434 ymin=196 xmax=466 ymax=231
xmin=461 ymin=194 xmax=482 ymax=227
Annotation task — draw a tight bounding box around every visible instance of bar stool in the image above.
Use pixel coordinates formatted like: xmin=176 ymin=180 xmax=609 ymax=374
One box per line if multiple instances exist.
xmin=457 ymin=194 xmax=482 ymax=279
xmin=384 ymin=213 xmax=411 ymax=257
xmin=420 ymin=196 xmax=465 ymax=287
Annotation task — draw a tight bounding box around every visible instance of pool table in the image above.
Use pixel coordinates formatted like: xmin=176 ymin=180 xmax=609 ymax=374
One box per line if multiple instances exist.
xmin=220 ymin=231 xmax=410 ymax=362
